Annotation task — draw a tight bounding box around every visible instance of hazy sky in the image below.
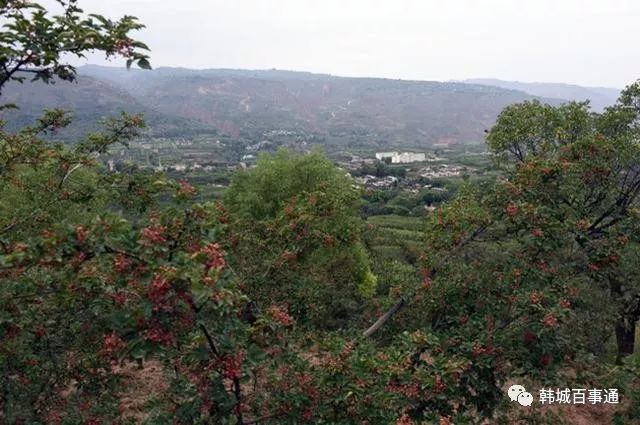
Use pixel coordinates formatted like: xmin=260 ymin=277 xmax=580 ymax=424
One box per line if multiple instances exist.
xmin=56 ymin=0 xmax=640 ymax=88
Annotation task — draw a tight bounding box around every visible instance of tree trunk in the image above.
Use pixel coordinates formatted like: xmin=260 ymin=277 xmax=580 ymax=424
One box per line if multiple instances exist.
xmin=615 ymin=316 xmax=637 ymax=364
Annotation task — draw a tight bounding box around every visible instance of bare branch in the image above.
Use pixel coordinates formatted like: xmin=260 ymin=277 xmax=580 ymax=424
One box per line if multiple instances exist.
xmin=59 ymin=163 xmax=83 ymax=188
xmin=361 ymin=224 xmax=488 ymax=338
xmin=198 ymin=323 xmax=220 ymax=358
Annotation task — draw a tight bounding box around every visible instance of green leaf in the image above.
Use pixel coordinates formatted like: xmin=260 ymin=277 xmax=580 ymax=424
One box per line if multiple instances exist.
xmin=0 ymin=103 xmax=18 ymax=111
xmin=137 ymin=58 xmax=151 ymax=70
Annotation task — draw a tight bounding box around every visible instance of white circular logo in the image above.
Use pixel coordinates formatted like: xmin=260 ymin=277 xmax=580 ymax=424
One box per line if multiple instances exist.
xmin=508 ymin=384 xmax=533 ymax=407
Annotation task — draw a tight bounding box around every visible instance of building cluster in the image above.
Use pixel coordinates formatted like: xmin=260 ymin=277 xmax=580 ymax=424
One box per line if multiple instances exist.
xmin=419 ymin=165 xmax=465 ymax=178
xmin=375 ymin=151 xmax=426 ymax=164
xmin=353 ymin=175 xmax=398 ymax=188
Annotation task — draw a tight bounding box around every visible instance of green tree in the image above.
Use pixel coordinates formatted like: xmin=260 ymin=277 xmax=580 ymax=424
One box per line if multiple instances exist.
xmin=487 ymin=88 xmax=640 ymax=361
xmin=486 ymin=99 xmax=594 ymax=164
xmin=354 ymin=88 xmax=640 ymax=421
xmin=0 ymin=3 xmax=325 ymax=422
xmin=2 ymin=1 xmax=639 ymax=423
xmin=0 ymin=0 xmax=150 ymax=97
xmin=224 ymin=149 xmax=377 ymax=329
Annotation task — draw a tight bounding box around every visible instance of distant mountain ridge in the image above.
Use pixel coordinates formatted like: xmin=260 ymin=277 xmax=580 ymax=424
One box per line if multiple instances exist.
xmin=0 ymin=72 xmax=218 ymax=138
xmin=459 ymin=78 xmax=620 ymax=112
xmin=1 ymin=66 xmax=603 ymax=148
xmin=76 ymin=66 xmax=566 ymax=146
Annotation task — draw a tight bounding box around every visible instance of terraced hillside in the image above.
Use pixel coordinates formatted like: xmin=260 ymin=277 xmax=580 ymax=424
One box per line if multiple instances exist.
xmin=366 ymin=215 xmax=425 ymax=263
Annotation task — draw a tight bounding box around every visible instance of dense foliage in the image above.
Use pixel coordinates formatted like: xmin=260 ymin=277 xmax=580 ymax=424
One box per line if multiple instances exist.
xmin=0 ymin=0 xmax=150 ymax=96
xmin=0 ymin=2 xmax=639 ymax=424
xmin=224 ymin=150 xmax=377 ymax=329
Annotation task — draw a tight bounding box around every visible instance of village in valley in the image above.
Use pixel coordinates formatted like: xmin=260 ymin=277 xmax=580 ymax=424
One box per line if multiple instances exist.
xmin=350 ymin=150 xmax=469 ymax=188
xmin=103 ymin=132 xmax=491 ymax=194
xmin=100 ymin=130 xmax=496 ymax=226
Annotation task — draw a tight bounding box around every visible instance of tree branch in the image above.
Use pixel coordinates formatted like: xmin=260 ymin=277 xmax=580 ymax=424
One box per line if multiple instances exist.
xmin=361 ymin=224 xmax=488 ymax=338
xmin=103 ymin=245 xmax=145 ymax=264
xmin=59 ymin=163 xmax=83 ymax=188
xmin=363 ymin=297 xmax=406 ymax=338
xmin=233 ymin=376 xmax=245 ymax=425
xmin=198 ymin=323 xmax=220 ymax=358
xmin=244 ymin=414 xmax=279 ymax=425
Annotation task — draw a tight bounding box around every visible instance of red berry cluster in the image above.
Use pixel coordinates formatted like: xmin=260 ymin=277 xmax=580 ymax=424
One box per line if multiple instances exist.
xmin=113 ymin=253 xmax=133 ymax=274
xmin=201 ymin=243 xmax=226 ymax=273
xmin=148 ymin=274 xmax=171 ymax=311
xmin=75 ymin=225 xmax=89 ymax=244
xmin=270 ymin=304 xmax=293 ymax=327
xmin=542 ymin=313 xmax=558 ymax=328
xmin=177 ymin=180 xmax=197 ymax=197
xmin=505 ymin=203 xmax=519 ymax=217
xmin=143 ymin=326 xmax=174 ymax=345
xmin=386 ymin=381 xmax=421 ymax=399
xmin=141 ymin=225 xmax=167 ymax=246
xmin=221 ymin=351 xmax=245 ymax=380
xmin=103 ymin=332 xmax=125 ymax=355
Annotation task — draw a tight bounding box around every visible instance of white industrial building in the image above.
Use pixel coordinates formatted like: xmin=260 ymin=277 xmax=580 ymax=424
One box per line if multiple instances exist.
xmin=392 ymin=152 xmax=426 ymax=163
xmin=375 ymin=152 xmax=398 ymax=160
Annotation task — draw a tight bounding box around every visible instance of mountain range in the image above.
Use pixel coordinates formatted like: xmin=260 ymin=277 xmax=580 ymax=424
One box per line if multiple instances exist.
xmin=0 ymin=66 xmax=620 ymax=147
xmin=459 ymin=78 xmax=619 ymax=112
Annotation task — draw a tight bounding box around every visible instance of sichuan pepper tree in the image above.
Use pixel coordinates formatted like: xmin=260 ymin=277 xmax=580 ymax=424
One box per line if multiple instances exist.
xmin=487 ymin=89 xmax=640 ymax=361
xmin=0 ymin=169 xmax=324 ymax=422
xmin=0 ymin=2 xmax=348 ymax=423
xmin=0 ymin=0 xmax=150 ymax=97
xmin=2 ymin=1 xmax=639 ymax=423
xmin=349 ymin=88 xmax=640 ymax=422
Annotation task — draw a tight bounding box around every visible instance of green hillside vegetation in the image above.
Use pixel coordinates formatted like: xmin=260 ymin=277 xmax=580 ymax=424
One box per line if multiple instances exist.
xmin=1 ymin=74 xmax=218 ymax=138
xmin=366 ymin=215 xmax=424 ymax=263
xmin=2 ymin=64 xmax=567 ymax=149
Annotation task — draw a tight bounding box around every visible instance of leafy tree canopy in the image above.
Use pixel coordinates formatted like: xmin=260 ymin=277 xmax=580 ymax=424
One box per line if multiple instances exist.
xmin=224 ymin=149 xmax=377 ymax=328
xmin=0 ymin=0 xmax=150 ymax=98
